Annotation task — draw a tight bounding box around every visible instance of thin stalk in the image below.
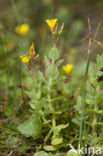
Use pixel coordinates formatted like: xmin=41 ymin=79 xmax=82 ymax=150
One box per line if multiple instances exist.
xmin=48 ymin=78 xmax=56 ymax=128
xmin=79 ymin=53 xmax=91 ymax=147
xmin=19 ymin=62 xmax=25 ymax=103
xmin=31 ymin=66 xmax=34 ymax=80
xmin=46 ymin=78 xmax=56 ymax=142
xmin=79 ymin=22 xmax=101 ymax=149
xmin=44 ymin=128 xmax=53 ymax=142
xmin=41 ymin=112 xmax=51 ymax=128
xmin=52 ymin=115 xmax=56 ymax=128
xmin=48 ymin=78 xmax=53 ymax=111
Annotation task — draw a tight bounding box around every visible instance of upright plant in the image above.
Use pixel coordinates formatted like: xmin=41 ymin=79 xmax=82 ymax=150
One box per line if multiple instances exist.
xmin=17 ymin=19 xmax=73 ymax=154
xmin=72 ymin=21 xmax=101 ymax=155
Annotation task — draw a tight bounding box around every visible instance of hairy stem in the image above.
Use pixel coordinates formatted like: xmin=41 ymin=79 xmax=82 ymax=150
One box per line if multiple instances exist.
xmin=48 ymin=78 xmax=56 ymax=133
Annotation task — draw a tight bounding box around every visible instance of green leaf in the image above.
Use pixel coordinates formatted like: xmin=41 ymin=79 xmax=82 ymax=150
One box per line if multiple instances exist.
xmin=67 ymin=150 xmax=79 ymax=156
xmin=48 ymin=47 xmax=59 ymax=61
xmin=6 ymin=136 xmax=21 ymax=148
xmin=33 ymin=151 xmax=49 ymax=156
xmin=44 ymin=56 xmax=50 ymax=66
xmin=98 ymin=110 xmax=103 ymax=114
xmin=44 ymin=145 xmax=56 ymax=151
xmin=38 ymin=71 xmax=46 ymax=82
xmin=56 ymin=59 xmax=64 ymax=67
xmin=17 ymin=144 xmax=31 ymax=152
xmin=45 ymin=64 xmax=59 ymax=79
xmin=97 ymin=54 xmax=103 ymax=68
xmin=51 ymin=136 xmax=63 ymax=145
xmin=17 ymin=116 xmax=42 ymax=138
xmin=86 ymin=99 xmax=94 ymax=105
xmin=54 ymin=123 xmax=69 ymax=135
xmin=29 ymin=99 xmax=45 ymax=110
xmin=72 ymin=118 xmax=80 ymax=126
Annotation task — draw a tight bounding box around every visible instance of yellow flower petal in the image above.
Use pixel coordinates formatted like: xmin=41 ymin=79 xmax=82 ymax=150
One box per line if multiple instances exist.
xmin=15 ymin=23 xmax=29 ymax=36
xmin=63 ymin=64 xmax=73 ymax=75
xmin=20 ymin=55 xmax=29 ymax=64
xmin=45 ymin=19 xmax=57 ymax=32
xmin=29 ymin=43 xmax=35 ymax=56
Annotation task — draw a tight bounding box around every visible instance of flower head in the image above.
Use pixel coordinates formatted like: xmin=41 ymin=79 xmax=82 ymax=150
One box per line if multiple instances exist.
xmin=63 ymin=64 xmax=73 ymax=75
xmin=20 ymin=55 xmax=29 ymax=64
xmin=45 ymin=19 xmax=57 ymax=32
xmin=15 ymin=23 xmax=29 ymax=36
xmin=20 ymin=43 xmax=39 ymax=65
xmin=29 ymin=43 xmax=35 ymax=56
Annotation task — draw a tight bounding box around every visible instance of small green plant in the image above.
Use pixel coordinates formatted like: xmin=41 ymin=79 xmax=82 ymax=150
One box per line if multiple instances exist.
xmin=17 ymin=19 xmax=73 ymax=154
xmin=72 ymin=22 xmax=103 ymax=155
xmin=86 ymin=54 xmax=103 ymax=147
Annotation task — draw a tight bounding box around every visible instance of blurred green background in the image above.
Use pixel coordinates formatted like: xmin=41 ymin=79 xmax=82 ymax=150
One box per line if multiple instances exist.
xmin=1 ymin=0 xmax=103 ymax=62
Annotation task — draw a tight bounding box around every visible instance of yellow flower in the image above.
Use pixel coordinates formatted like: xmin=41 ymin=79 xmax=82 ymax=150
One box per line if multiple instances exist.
xmin=63 ymin=64 xmax=73 ymax=75
xmin=45 ymin=19 xmax=57 ymax=32
xmin=20 ymin=55 xmax=29 ymax=64
xmin=29 ymin=43 xmax=35 ymax=56
xmin=15 ymin=23 xmax=29 ymax=36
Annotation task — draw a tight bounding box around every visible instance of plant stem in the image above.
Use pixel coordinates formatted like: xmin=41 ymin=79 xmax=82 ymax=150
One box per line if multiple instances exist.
xmin=52 ymin=115 xmax=56 ymax=128
xmin=44 ymin=128 xmax=53 ymax=142
xmin=79 ymin=23 xmax=101 ymax=150
xmin=48 ymin=78 xmax=56 ymax=130
xmin=31 ymin=66 xmax=34 ymax=80
xmin=48 ymin=79 xmax=53 ymax=111
xmin=79 ymin=53 xmax=91 ymax=147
